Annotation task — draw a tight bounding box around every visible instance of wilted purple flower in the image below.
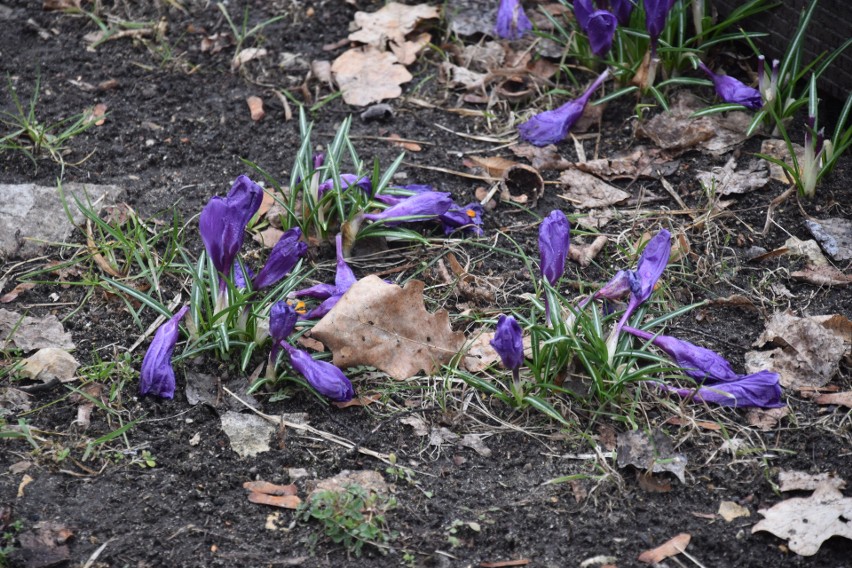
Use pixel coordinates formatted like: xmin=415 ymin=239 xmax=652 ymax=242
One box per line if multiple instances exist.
xmin=292 ymin=233 xmax=356 ymax=320
xmin=140 ymin=306 xmax=189 ymax=399
xmin=251 ymin=227 xmax=308 ymax=290
xmin=644 ymin=0 xmax=675 ymax=56
xmin=495 ymin=0 xmax=532 ymax=40
xmin=440 ymin=203 xmax=485 ymax=236
xmin=282 ymin=343 xmax=355 ymax=402
xmin=660 ymin=370 xmax=784 ymax=408
xmin=623 ymin=326 xmax=738 ymax=382
xmin=538 ymin=210 xmax=571 ymax=286
xmin=519 ymin=69 xmax=609 ymax=146
xmin=697 ymin=61 xmax=762 ymax=110
xmin=317 ymin=174 xmax=373 ymax=198
xmin=199 ymin=175 xmax=264 ymax=288
xmin=610 ymin=0 xmax=634 ymax=25
xmin=362 ymin=191 xmax=454 ymax=225
xmin=490 ymin=315 xmax=524 ymax=381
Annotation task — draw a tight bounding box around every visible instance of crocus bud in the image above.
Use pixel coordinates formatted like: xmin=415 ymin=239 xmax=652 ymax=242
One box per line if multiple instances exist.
xmin=199 ymin=175 xmax=264 ymax=286
xmin=519 ymin=69 xmax=609 ymax=146
xmin=585 ymin=10 xmax=618 ymax=56
xmin=610 ymin=0 xmax=634 ymax=25
xmin=140 ymin=306 xmax=189 ymax=399
xmin=252 ymin=227 xmax=308 ymax=290
xmin=282 ymin=343 xmax=355 ymax=402
xmin=660 ymin=370 xmax=784 ymax=408
xmin=270 ymin=301 xmax=298 ymax=344
xmin=622 ymin=326 xmax=738 ymax=382
xmin=490 ymin=315 xmax=524 ymax=371
xmin=495 ymin=0 xmax=532 ymax=40
xmin=538 ymin=210 xmax=571 ymax=286
xmin=697 ymin=61 xmax=762 ymax=110
xmin=644 ymin=0 xmax=675 ymax=57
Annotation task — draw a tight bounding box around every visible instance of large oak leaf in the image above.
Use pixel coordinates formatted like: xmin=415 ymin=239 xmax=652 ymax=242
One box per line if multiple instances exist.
xmin=311 ymin=275 xmax=465 ymax=380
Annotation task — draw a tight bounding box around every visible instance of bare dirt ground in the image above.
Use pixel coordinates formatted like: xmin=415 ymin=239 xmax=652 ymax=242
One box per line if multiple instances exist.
xmin=1 ymin=1 xmax=850 ymax=567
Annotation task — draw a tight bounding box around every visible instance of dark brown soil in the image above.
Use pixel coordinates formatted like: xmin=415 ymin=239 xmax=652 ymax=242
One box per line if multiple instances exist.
xmin=2 ymin=1 xmax=851 ymax=567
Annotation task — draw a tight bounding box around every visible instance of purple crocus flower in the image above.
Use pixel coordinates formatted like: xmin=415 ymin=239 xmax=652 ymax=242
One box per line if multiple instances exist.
xmin=622 ymin=326 xmax=738 ymax=382
xmin=585 ymin=10 xmax=618 ymax=56
xmin=519 ymin=69 xmax=609 ymax=146
xmin=281 ymin=343 xmax=355 ymax=402
xmin=610 ymin=0 xmax=634 ymax=25
xmin=140 ymin=306 xmax=189 ymax=399
xmin=644 ymin=0 xmax=675 ymax=56
xmin=538 ymin=210 xmax=571 ymax=286
xmin=199 ymin=175 xmax=264 ymax=288
xmin=232 ymin=262 xmax=254 ymax=290
xmin=292 ymin=233 xmax=356 ymax=320
xmin=495 ymin=0 xmax=533 ymax=40
xmin=440 ymin=203 xmax=485 ymax=236
xmin=697 ymin=61 xmax=762 ymax=110
xmin=362 ymin=191 xmax=454 ymax=225
xmin=252 ymin=227 xmax=308 ymax=290
xmin=491 ymin=315 xmax=524 ymax=384
xmin=660 ymin=370 xmax=784 ymax=408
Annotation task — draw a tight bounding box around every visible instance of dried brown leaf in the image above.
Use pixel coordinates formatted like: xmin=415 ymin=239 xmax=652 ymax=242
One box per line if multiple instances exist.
xmin=638 ymin=533 xmax=691 ymax=564
xmin=616 ymin=429 xmax=687 ymax=484
xmin=464 ymin=155 xmax=518 ymax=178
xmin=718 ymin=501 xmax=750 ymax=522
xmin=558 ymin=169 xmax=630 ymax=209
xmin=312 ymin=276 xmax=466 ymax=380
xmin=778 ymin=471 xmax=846 ymax=492
xmin=247 ymin=492 xmax=302 ymax=509
xmin=462 ymin=330 xmax=499 ymax=373
xmin=0 ymin=282 xmax=36 ymax=303
xmin=511 ymin=144 xmax=572 ymax=171
xmin=753 ymin=481 xmax=852 ymax=556
xmin=243 ymin=481 xmax=298 ymax=496
xmin=309 ymin=470 xmax=388 ymax=497
xmin=573 ymin=146 xmax=678 ymax=180
xmin=746 ymin=406 xmax=790 ymax=431
xmin=333 ymin=393 xmax=382 ymax=408
xmin=348 ymin=2 xmax=439 ymax=48
xmin=760 ymin=139 xmax=805 ymax=183
xmin=791 ymin=265 xmax=852 ymax=287
xmin=813 ymin=391 xmax=852 ymax=409
xmin=331 ymin=48 xmax=412 ymax=106
xmin=695 ymin=157 xmax=769 ymax=195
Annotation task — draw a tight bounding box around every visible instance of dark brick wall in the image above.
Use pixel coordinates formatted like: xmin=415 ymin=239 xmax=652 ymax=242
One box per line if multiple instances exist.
xmin=714 ymin=0 xmax=851 ymax=101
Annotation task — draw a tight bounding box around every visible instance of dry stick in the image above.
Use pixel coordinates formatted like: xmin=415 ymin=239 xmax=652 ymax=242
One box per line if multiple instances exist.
xmin=403 ymin=161 xmax=500 ymax=182
xmin=762 ymin=185 xmax=797 ymax=235
xmin=222 ymin=386 xmax=401 ymax=470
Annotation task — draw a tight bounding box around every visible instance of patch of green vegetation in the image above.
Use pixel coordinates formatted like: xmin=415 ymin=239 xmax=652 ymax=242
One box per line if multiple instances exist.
xmin=299 ymin=484 xmax=398 ymax=557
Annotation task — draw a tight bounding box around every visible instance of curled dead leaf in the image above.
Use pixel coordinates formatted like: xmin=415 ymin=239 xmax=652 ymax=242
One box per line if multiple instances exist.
xmin=638 ymin=533 xmax=691 ymax=564
xmin=331 ymin=48 xmax=412 ymax=107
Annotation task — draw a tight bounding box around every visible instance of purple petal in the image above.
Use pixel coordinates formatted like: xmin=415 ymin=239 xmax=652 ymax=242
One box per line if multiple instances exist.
xmin=519 ymin=69 xmax=609 ymax=146
xmin=333 ymin=233 xmax=356 ymax=292
xmin=538 ymin=210 xmax=571 ymax=285
xmin=252 ymin=227 xmax=308 ymax=290
xmin=661 ymin=370 xmax=784 ymax=408
xmin=292 ymin=283 xmax=337 ymax=301
xmin=140 ymin=306 xmax=189 ymax=399
xmin=698 ymin=62 xmax=763 ymax=110
xmin=644 ymin=0 xmax=675 ymax=53
xmin=232 ymin=262 xmax=254 ymax=289
xmin=362 ymin=191 xmax=454 ymax=224
xmin=495 ymin=0 xmax=533 ymax=40
xmin=623 ymin=326 xmax=738 ymax=382
xmin=490 ymin=315 xmax=524 ymax=370
xmin=270 ymin=301 xmax=298 ymax=343
xmin=594 ymin=270 xmax=632 ymax=301
xmin=586 ymin=10 xmax=618 ymax=56
xmin=440 ymin=203 xmax=485 ymax=236
xmin=573 ymin=0 xmax=594 ymax=29
xmin=283 ymin=344 xmax=355 ymax=402
xmin=629 ymin=229 xmax=671 ymax=306
xmin=318 ymin=174 xmax=373 ymax=198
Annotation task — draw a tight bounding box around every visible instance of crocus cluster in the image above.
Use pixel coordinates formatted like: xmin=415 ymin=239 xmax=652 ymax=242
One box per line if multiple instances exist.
xmin=495 ymin=0 xmax=532 ymax=40
xmin=697 ymin=61 xmax=762 ymax=110
xmin=519 ymin=69 xmax=610 ymax=146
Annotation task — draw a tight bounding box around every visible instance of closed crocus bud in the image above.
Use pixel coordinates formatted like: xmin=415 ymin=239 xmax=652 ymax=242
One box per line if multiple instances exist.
xmin=644 ymin=0 xmax=676 ymax=56
xmin=140 ymin=306 xmax=189 ymax=399
xmin=662 ymin=370 xmax=784 ymax=408
xmin=622 ymin=326 xmax=738 ymax=382
xmin=252 ymin=227 xmax=308 ymax=290
xmin=697 ymin=62 xmax=762 ymax=110
xmin=538 ymin=210 xmax=571 ymax=286
xmin=610 ymin=0 xmax=634 ymax=25
xmin=199 ymin=175 xmax=264 ymax=285
xmin=495 ymin=0 xmax=533 ymax=40
xmin=586 ymin=10 xmax=618 ymax=56
xmin=362 ymin=191 xmax=454 ymax=225
xmin=490 ymin=315 xmax=524 ymax=372
xmin=519 ymin=69 xmax=609 ymax=146
xmin=282 ymin=343 xmax=355 ymax=402
xmin=270 ymin=301 xmax=298 ymax=343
